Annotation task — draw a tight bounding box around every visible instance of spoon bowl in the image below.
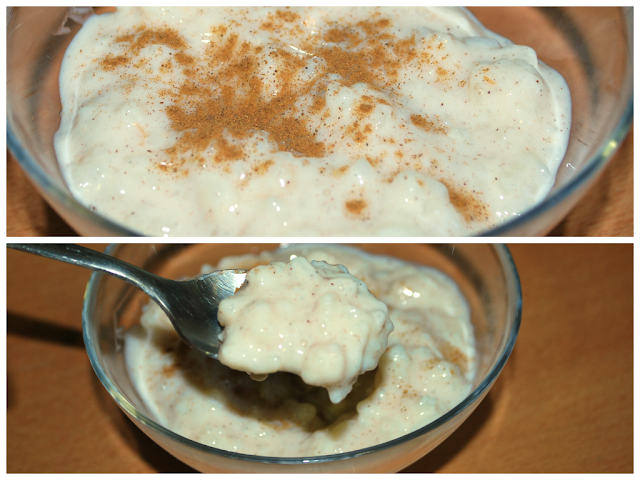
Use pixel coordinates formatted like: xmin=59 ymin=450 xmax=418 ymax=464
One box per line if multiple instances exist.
xmin=7 ymin=243 xmax=247 ymax=357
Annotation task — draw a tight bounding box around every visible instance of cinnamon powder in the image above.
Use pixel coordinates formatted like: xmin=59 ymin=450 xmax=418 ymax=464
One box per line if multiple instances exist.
xmin=96 ymin=9 xmax=486 ymax=223
xmin=345 ymin=199 xmax=368 ymax=216
xmin=439 ymin=179 xmax=489 ymax=223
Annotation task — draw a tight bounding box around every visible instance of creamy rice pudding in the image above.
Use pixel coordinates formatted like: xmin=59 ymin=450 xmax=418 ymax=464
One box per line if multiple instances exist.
xmin=55 ymin=7 xmax=571 ymax=236
xmin=125 ymin=245 xmax=477 ymax=456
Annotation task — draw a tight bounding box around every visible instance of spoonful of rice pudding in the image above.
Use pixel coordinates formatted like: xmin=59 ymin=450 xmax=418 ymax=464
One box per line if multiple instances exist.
xmin=217 ymin=255 xmax=394 ymax=403
xmin=9 ymin=244 xmax=393 ymax=403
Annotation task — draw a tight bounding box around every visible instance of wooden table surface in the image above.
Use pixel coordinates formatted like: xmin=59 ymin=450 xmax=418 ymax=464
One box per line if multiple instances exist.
xmin=4 ymin=123 xmax=634 ymax=236
xmin=6 ymin=244 xmax=632 ymax=473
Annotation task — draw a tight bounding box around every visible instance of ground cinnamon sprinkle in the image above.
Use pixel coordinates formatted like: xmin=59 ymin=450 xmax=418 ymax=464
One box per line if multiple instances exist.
xmin=365 ymin=156 xmax=380 ymax=167
xmin=356 ymin=102 xmax=374 ymax=116
xmin=345 ymin=199 xmax=368 ymax=216
xmin=252 ymin=159 xmax=274 ymax=175
xmin=115 ymin=26 xmax=188 ymax=54
xmin=100 ymin=18 xmax=429 ymax=165
xmin=95 ymin=9 xmax=487 ymax=225
xmin=357 ymin=18 xmax=392 ymax=37
xmin=346 ymin=121 xmax=371 ymax=144
xmin=275 ymin=9 xmax=300 ymax=23
xmin=324 ymin=27 xmax=362 ymax=47
xmin=261 ymin=9 xmax=303 ymax=36
xmin=174 ymin=51 xmax=195 ymax=66
xmin=436 ymin=66 xmax=453 ymax=82
xmin=410 ymin=114 xmax=447 ymax=134
xmin=100 ymin=53 xmax=130 ymax=70
xmin=438 ymin=342 xmax=469 ymax=373
xmin=333 ymin=165 xmax=350 ymax=176
xmin=214 ymin=138 xmax=244 ymax=163
xmin=439 ymin=179 xmax=489 ymax=222
xmin=483 ymin=75 xmax=496 ymax=85
xmin=310 ymin=94 xmax=326 ymax=114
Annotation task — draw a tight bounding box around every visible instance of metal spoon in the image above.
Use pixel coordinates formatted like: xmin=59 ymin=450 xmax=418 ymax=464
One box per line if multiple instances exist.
xmin=8 ymin=244 xmax=247 ymax=357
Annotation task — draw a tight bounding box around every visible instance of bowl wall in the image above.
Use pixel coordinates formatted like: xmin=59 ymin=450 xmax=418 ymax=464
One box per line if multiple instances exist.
xmin=469 ymin=7 xmax=634 ymax=235
xmin=82 ymin=244 xmax=521 ymax=472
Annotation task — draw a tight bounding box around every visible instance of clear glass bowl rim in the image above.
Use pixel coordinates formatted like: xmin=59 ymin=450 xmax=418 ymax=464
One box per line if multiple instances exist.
xmin=81 ymin=243 xmax=522 ymax=466
xmin=6 ymin=6 xmax=634 ymax=237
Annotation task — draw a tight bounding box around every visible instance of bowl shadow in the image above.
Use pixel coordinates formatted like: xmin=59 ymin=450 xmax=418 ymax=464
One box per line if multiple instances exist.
xmin=400 ymin=390 xmax=496 ymax=473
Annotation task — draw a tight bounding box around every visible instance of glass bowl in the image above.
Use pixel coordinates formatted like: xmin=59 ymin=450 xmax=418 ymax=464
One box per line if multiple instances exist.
xmin=81 ymin=243 xmax=521 ymax=472
xmin=6 ymin=7 xmax=633 ymax=236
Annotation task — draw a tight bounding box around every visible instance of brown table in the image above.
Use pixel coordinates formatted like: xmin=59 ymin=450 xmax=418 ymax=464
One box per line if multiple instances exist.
xmin=6 ymin=244 xmax=632 ymax=473
xmin=4 ymin=124 xmax=635 ymax=236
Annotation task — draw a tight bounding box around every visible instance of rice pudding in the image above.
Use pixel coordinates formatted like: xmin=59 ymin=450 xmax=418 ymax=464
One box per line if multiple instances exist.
xmin=54 ymin=7 xmax=571 ymax=236
xmin=125 ymin=245 xmax=477 ymax=456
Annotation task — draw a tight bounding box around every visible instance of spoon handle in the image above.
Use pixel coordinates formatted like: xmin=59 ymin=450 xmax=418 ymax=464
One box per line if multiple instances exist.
xmin=7 ymin=244 xmax=167 ymax=296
